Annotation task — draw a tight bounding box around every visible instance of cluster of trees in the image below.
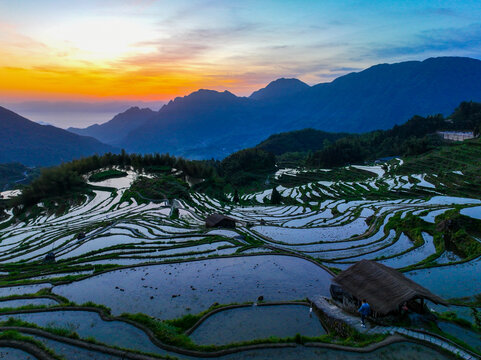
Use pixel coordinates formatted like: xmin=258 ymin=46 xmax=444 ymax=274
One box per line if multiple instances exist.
xmin=270 ymin=187 xmax=282 ymax=204
xmin=306 ymin=109 xmax=467 ymax=168
xmin=12 ymin=166 xmax=85 ymax=208
xmin=256 ymin=128 xmax=347 ymax=155
xmin=449 ymin=101 xmax=481 ymax=136
xmin=130 ymin=175 xmax=191 ymax=201
xmin=219 ymin=148 xmax=276 ymax=187
xmin=62 ymin=150 xmax=216 ymax=179
xmin=11 ymin=151 xmax=218 ymax=208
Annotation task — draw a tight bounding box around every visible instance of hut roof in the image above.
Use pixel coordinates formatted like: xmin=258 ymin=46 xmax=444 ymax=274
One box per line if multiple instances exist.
xmin=205 ymin=213 xmax=236 ymax=227
xmin=333 ymin=260 xmax=447 ymax=315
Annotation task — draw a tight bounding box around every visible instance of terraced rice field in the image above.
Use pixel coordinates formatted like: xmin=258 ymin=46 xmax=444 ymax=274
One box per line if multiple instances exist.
xmin=1 ymin=165 xmax=480 ymax=359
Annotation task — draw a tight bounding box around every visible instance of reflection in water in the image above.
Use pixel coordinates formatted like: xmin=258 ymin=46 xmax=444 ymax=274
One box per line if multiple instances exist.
xmin=191 ymin=304 xmax=326 ymax=345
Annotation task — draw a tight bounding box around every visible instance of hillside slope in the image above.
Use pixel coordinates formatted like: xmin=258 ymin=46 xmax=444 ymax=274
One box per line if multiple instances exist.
xmin=0 ymin=106 xmax=116 ymax=166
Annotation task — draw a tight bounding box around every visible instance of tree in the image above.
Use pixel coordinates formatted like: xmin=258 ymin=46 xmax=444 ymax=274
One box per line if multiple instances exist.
xmin=270 ymin=186 xmax=282 ymax=205
xmin=233 ymin=189 xmax=240 ymax=203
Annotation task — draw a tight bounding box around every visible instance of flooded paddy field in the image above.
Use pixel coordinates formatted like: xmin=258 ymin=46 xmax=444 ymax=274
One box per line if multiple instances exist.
xmin=437 ymin=321 xmax=481 ymax=353
xmin=0 ymin=347 xmax=36 ymax=360
xmin=0 ymin=309 xmax=167 ymax=355
xmin=1 ymin=165 xmax=481 ymax=359
xmin=30 ymin=335 xmax=125 ymax=360
xmin=190 ymin=304 xmax=325 ymax=345
xmin=0 ymin=297 xmax=59 ymax=308
xmin=216 ymin=342 xmax=453 ymax=360
xmin=406 ymin=256 xmax=481 ymax=299
xmin=53 ymin=255 xmax=332 ymax=319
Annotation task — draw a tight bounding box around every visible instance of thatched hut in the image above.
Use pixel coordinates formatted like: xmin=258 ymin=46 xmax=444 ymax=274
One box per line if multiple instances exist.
xmin=331 ymin=260 xmax=447 ymax=317
xmin=205 ymin=214 xmax=236 ymax=229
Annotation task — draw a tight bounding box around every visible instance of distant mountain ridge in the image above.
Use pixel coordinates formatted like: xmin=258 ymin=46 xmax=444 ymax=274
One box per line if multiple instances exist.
xmin=68 ymin=107 xmax=156 ymax=145
xmin=0 ymin=106 xmax=116 ymax=166
xmin=68 ymin=57 xmax=481 ymax=159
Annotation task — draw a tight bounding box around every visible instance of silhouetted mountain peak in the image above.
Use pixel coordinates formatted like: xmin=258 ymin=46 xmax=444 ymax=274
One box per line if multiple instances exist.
xmin=171 ymin=89 xmax=237 ymax=103
xmin=67 ymin=106 xmax=156 ymax=145
xmin=163 ymin=89 xmax=241 ymax=113
xmin=249 ymin=78 xmax=309 ymax=100
xmin=124 ymin=106 xmax=141 ymax=112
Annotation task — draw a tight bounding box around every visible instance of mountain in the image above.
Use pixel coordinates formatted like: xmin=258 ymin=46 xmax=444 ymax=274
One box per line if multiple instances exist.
xmin=249 ymin=78 xmax=310 ymax=100
xmin=68 ymin=106 xmax=156 ymax=145
xmin=0 ymin=106 xmax=116 ymax=166
xmin=71 ymin=57 xmax=481 ymax=159
xmin=290 ymin=56 xmax=481 ymax=131
xmin=119 ymin=89 xmax=260 ymax=157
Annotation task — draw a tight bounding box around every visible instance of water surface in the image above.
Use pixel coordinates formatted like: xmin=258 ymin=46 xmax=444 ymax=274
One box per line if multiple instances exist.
xmin=406 ymin=257 xmax=481 ymax=299
xmin=0 ymin=298 xmax=58 ymax=308
xmin=191 ymin=304 xmax=325 ymax=345
xmin=0 ymin=310 xmax=166 ymax=355
xmin=217 ymin=342 xmax=451 ymax=359
xmin=438 ymin=321 xmax=481 ymax=352
xmin=54 ymin=255 xmax=333 ymax=319
xmin=0 ymin=347 xmax=36 ymax=360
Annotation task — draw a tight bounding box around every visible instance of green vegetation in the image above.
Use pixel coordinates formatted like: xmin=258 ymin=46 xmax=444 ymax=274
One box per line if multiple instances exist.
xmin=387 ymin=213 xmax=432 ymax=246
xmin=122 ymin=306 xmax=387 ymax=352
xmin=435 ymin=210 xmax=481 ymax=258
xmin=393 ymin=139 xmax=481 ymax=199
xmin=270 ymin=187 xmax=282 ymax=204
xmin=9 ymin=151 xmax=216 ymax=210
xmin=438 ymin=311 xmax=481 ymax=332
xmin=220 ymin=148 xmax=276 ymax=189
xmin=129 ymin=175 xmax=191 ymax=201
xmin=88 ymin=169 xmax=127 ymax=182
xmin=306 ymin=101 xmax=481 ymax=169
xmin=0 ymin=329 xmax=64 ymax=360
xmin=451 ymin=101 xmax=481 ymax=136
xmin=121 ymin=312 xmax=195 ymax=349
xmin=11 ymin=166 xmax=86 ymax=208
xmin=306 ymin=115 xmax=446 ymax=168
xmin=257 ymin=128 xmax=347 ymax=155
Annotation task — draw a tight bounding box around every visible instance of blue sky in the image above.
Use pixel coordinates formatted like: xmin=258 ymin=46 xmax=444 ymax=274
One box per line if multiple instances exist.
xmin=1 ymin=0 xmax=480 ymax=126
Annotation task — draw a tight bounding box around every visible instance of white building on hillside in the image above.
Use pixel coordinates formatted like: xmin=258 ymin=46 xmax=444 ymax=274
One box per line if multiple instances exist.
xmin=437 ymin=131 xmax=475 ymax=141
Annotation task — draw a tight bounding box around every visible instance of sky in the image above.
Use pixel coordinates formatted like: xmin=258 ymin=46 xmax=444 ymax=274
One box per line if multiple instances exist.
xmin=1 ymin=0 xmax=481 ymax=127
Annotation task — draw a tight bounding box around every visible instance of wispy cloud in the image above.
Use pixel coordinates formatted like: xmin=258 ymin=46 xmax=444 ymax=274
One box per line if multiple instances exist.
xmin=367 ymin=23 xmax=481 ymax=59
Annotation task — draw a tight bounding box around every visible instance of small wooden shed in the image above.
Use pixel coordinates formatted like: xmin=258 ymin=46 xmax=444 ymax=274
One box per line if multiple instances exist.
xmin=331 ymin=260 xmax=447 ymax=316
xmin=205 ymin=214 xmax=236 ymax=229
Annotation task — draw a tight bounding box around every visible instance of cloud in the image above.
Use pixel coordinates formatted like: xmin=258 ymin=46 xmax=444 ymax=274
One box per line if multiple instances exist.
xmin=364 ymin=23 xmax=481 ymax=60
xmin=418 ymin=7 xmax=461 ymax=18
xmin=0 ymin=21 xmax=50 ymax=67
